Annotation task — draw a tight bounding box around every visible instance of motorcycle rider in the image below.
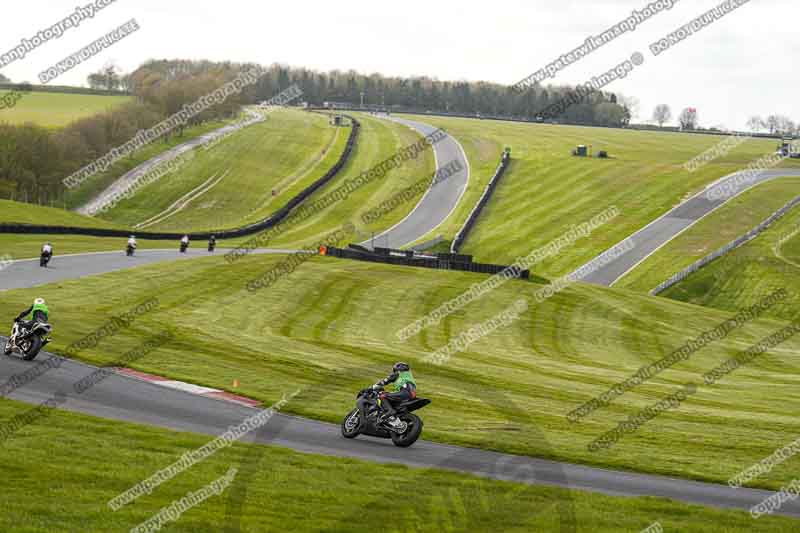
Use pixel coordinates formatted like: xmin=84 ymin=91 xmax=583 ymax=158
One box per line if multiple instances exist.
xmin=13 ymin=298 xmax=49 ymax=338
xmin=208 ymin=234 xmax=217 ymax=252
xmin=180 ymin=235 xmax=190 ymax=252
xmin=373 ymin=362 xmax=417 ymax=429
xmin=40 ymin=242 xmax=53 ymax=267
xmin=127 ymin=235 xmax=137 ymax=251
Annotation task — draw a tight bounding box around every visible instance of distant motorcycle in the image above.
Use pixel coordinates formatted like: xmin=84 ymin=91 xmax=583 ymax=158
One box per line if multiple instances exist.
xmin=341 ymin=387 xmax=430 ymax=447
xmin=208 ymin=238 xmax=216 ymax=253
xmin=126 ymin=244 xmax=136 ymax=257
xmin=4 ymin=320 xmax=52 ymax=361
xmin=40 ymin=251 xmax=52 ymax=268
xmin=180 ymin=242 xmax=189 ymax=253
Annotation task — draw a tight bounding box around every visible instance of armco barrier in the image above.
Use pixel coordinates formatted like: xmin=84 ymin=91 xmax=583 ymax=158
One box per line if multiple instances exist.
xmin=451 ymin=151 xmax=510 ymax=253
xmin=323 ymin=245 xmax=529 ymax=279
xmin=651 ymin=194 xmax=800 ymax=295
xmin=0 ymin=114 xmax=360 ymax=241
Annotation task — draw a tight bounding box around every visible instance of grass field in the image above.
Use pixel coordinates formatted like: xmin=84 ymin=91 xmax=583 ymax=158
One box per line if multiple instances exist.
xmin=0 ymin=90 xmax=130 ymax=128
xmin=5 ymin=254 xmax=800 ymax=493
xmin=617 ymin=177 xmax=800 ymax=292
xmin=394 ymin=115 xmax=800 ymax=277
xmin=98 ymin=109 xmax=342 ymax=231
xmin=660 ymin=195 xmax=800 ymax=321
xmin=0 ymin=399 xmax=792 ymax=532
xmin=64 ymin=118 xmax=232 ymax=210
xmin=0 ymin=199 xmax=120 ymax=229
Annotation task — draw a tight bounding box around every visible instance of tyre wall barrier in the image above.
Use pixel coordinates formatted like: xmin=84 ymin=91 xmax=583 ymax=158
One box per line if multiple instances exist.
xmin=651 ymin=194 xmax=800 ymax=295
xmin=451 ymin=151 xmax=510 ymax=253
xmin=0 ymin=115 xmax=360 ymax=241
xmin=323 ymin=245 xmax=530 ymax=279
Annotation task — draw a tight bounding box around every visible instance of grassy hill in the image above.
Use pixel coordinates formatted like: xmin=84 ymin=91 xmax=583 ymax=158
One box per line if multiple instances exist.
xmin=0 ymin=90 xmax=130 ymax=128
xmin=97 ymin=109 xmax=342 ymax=231
xmin=64 ymin=118 xmax=235 ymax=210
xmin=617 ymin=177 xmax=800 ymax=292
xmin=247 ymin=112 xmax=436 ymax=250
xmin=5 ymin=254 xmax=800 ymax=492
xmin=394 ymin=114 xmax=800 ymax=277
xmin=660 ymin=197 xmax=800 ymax=321
xmin=94 ymin=109 xmax=437 ymax=242
xmin=0 ymin=199 xmax=120 ymax=229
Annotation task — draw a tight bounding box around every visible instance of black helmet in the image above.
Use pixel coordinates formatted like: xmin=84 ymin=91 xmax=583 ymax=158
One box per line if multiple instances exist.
xmin=393 ymin=362 xmax=410 ymax=372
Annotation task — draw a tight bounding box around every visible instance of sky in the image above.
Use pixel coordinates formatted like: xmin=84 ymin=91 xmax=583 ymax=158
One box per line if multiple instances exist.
xmin=1 ymin=0 xmax=796 ymax=130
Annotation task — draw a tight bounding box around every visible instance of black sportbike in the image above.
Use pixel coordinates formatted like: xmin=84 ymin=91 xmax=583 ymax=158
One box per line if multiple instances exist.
xmin=126 ymin=244 xmax=136 ymax=257
xmin=341 ymin=387 xmax=430 ymax=447
xmin=4 ymin=320 xmax=52 ymax=361
xmin=40 ymin=251 xmax=52 ymax=267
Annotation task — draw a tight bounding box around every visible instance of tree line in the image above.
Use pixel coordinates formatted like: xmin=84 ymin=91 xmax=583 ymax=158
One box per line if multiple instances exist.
xmin=0 ymin=59 xmax=634 ymax=207
xmin=651 ymin=104 xmax=800 ymax=136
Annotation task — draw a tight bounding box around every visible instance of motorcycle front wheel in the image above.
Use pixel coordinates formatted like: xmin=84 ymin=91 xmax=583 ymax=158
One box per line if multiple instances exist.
xmin=3 ymin=338 xmax=12 ymax=356
xmin=22 ymin=335 xmax=42 ymax=361
xmin=390 ymin=413 xmax=423 ymax=448
xmin=341 ymin=409 xmax=363 ymax=439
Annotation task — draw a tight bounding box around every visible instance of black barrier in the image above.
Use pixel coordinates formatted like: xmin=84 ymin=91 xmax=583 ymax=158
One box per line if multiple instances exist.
xmin=0 ymin=114 xmax=360 ymax=241
xmin=323 ymin=246 xmax=529 ymax=279
xmin=451 ymin=151 xmax=511 ymax=253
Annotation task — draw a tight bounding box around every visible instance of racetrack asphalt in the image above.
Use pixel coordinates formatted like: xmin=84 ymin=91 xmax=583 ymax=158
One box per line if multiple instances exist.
xmin=572 ymin=169 xmax=800 ymax=286
xmin=360 ymin=115 xmax=470 ymax=249
xmin=0 ymin=248 xmax=296 ymax=291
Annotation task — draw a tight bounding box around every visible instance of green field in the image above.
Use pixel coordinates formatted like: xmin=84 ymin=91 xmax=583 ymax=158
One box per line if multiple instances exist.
xmin=98 ymin=109 xmax=342 ymax=231
xmin=395 ymin=115 xmax=800 ymax=277
xmin=617 ymin=177 xmax=800 ymax=292
xmin=65 ymin=118 xmax=233 ymax=210
xmin=0 ymin=199 xmax=120 ymax=228
xmin=4 ymin=254 xmax=800 ymax=493
xmin=1 ymin=399 xmax=793 ymax=532
xmin=660 ymin=196 xmax=800 ymax=321
xmin=0 ymin=90 xmax=130 ymax=128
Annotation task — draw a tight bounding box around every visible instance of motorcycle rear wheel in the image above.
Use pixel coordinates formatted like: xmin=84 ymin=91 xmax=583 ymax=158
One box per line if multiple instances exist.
xmin=341 ymin=409 xmax=363 ymax=438
xmin=390 ymin=413 xmax=423 ymax=447
xmin=22 ymin=336 xmax=42 ymax=361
